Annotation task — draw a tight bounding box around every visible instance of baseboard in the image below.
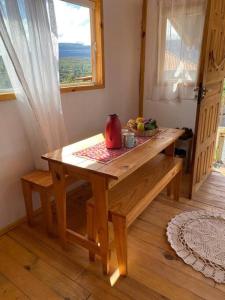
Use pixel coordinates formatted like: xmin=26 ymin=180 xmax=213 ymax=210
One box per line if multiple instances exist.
xmin=0 ymin=208 xmax=42 ymax=237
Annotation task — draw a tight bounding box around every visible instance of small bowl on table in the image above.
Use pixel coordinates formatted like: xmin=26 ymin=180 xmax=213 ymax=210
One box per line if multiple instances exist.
xmin=130 ymin=127 xmax=159 ymax=137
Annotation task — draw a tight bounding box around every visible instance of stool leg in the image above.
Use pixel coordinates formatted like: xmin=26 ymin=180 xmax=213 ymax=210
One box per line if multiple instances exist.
xmin=21 ymin=180 xmax=34 ymax=226
xmin=40 ymin=191 xmax=53 ymax=235
xmin=87 ymin=203 xmax=97 ymax=261
xmin=112 ymin=215 xmax=127 ymax=276
xmin=173 ymin=171 xmax=182 ymax=201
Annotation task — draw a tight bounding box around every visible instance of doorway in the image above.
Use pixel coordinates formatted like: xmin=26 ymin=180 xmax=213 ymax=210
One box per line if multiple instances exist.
xmin=213 ymin=79 xmax=225 ymax=175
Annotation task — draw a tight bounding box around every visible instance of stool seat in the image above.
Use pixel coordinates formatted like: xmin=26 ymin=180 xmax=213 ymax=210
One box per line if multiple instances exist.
xmin=21 ymin=170 xmax=87 ymax=236
xmin=21 ymin=170 xmax=56 ymax=234
xmin=22 ymin=170 xmax=53 ymax=189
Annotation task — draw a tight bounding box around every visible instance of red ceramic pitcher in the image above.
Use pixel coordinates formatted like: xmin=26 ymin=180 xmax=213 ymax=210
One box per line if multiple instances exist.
xmin=105 ymin=114 xmax=122 ymax=149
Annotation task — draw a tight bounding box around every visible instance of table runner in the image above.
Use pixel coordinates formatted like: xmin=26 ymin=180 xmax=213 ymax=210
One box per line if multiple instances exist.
xmin=73 ymin=129 xmax=165 ymax=164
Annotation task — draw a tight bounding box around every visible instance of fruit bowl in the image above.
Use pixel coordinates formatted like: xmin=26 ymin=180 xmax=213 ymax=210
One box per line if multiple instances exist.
xmin=127 ymin=117 xmax=158 ymax=137
xmin=130 ymin=127 xmax=159 ymax=137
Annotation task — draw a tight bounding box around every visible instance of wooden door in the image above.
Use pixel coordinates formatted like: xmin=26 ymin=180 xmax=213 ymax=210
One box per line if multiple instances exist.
xmin=191 ymin=0 xmax=225 ymax=194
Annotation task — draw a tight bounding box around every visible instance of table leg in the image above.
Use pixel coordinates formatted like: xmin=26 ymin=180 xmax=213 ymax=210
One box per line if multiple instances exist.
xmin=167 ymin=181 xmax=173 ymax=198
xmin=87 ymin=202 xmax=97 ymax=261
xmin=49 ymin=161 xmax=67 ymax=248
xmin=173 ymin=170 xmax=182 ymax=201
xmin=40 ymin=190 xmax=53 ymax=235
xmin=187 ymin=139 xmax=193 ymax=173
xmin=165 ymin=142 xmax=175 ymax=197
xmin=90 ymin=173 xmax=110 ymax=275
xmin=164 ymin=142 xmax=175 ymax=156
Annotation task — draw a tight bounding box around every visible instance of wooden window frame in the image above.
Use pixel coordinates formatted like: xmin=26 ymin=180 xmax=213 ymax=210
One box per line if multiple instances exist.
xmin=0 ymin=92 xmax=16 ymax=102
xmin=0 ymin=0 xmax=104 ymax=102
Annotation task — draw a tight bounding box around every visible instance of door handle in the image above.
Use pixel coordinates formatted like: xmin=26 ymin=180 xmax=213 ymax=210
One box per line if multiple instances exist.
xmin=194 ymin=86 xmax=209 ymax=102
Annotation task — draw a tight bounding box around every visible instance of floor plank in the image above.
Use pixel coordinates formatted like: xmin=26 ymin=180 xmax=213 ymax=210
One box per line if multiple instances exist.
xmin=0 ymin=250 xmax=63 ymax=300
xmin=128 ymin=234 xmax=214 ymax=286
xmin=8 ymin=227 xmax=84 ymax=281
xmin=0 ymin=236 xmax=89 ymax=300
xmin=128 ymin=239 xmax=225 ymax=300
xmin=0 ymin=273 xmax=29 ymax=300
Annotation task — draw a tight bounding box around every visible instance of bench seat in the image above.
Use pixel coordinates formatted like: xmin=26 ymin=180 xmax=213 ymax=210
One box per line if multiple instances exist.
xmin=108 ymin=154 xmax=182 ymax=226
xmin=87 ymin=154 xmax=183 ymax=275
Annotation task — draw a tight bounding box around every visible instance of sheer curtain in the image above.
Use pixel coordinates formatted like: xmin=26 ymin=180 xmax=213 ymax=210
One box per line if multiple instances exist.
xmin=145 ymin=0 xmax=207 ymax=102
xmin=0 ymin=0 xmax=68 ymax=169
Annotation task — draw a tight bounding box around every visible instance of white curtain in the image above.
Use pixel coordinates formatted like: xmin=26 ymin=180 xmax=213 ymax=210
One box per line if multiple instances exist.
xmin=145 ymin=0 xmax=207 ymax=102
xmin=0 ymin=0 xmax=68 ymax=169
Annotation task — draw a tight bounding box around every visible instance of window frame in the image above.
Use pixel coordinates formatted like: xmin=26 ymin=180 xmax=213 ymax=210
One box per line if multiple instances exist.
xmin=0 ymin=0 xmax=104 ymax=101
xmin=0 ymin=92 xmax=16 ymax=101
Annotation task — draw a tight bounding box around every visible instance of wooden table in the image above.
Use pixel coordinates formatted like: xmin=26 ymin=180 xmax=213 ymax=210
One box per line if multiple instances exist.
xmin=42 ymin=128 xmax=183 ymax=274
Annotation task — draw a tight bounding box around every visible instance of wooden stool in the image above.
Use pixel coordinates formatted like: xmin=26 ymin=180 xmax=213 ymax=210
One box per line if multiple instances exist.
xmin=21 ymin=170 xmax=55 ymax=234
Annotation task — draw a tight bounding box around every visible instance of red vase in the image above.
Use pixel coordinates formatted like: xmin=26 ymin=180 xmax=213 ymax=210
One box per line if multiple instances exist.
xmin=105 ymin=114 xmax=122 ymax=149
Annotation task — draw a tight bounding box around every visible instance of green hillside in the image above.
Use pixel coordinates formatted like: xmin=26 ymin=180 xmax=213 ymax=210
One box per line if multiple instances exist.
xmin=0 ymin=57 xmax=11 ymax=92
xmin=59 ymin=57 xmax=92 ymax=84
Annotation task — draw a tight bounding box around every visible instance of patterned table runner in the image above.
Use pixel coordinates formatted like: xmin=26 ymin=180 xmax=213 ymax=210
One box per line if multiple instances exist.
xmin=73 ymin=129 xmax=165 ymax=164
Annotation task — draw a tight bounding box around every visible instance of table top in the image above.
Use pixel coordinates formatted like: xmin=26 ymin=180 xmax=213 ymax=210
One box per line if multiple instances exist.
xmin=42 ymin=128 xmax=184 ymax=180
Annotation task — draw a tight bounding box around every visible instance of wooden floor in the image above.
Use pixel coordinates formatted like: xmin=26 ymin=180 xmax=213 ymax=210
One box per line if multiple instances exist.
xmin=1 ymin=172 xmax=225 ymax=299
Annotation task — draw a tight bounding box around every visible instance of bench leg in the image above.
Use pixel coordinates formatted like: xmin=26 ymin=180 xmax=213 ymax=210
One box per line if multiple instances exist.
xmin=87 ymin=203 xmax=97 ymax=261
xmin=40 ymin=191 xmax=53 ymax=235
xmin=21 ymin=180 xmax=34 ymax=226
xmin=173 ymin=171 xmax=182 ymax=201
xmin=112 ymin=215 xmax=127 ymax=276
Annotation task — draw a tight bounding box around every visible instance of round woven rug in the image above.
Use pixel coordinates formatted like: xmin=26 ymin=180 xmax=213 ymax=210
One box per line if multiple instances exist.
xmin=167 ymin=210 xmax=225 ymax=283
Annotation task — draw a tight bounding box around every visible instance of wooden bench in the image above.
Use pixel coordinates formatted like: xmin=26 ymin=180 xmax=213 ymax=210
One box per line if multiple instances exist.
xmin=87 ymin=154 xmax=183 ymax=275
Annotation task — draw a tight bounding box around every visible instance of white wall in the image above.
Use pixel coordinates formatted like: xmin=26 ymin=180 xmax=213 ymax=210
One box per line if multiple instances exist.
xmin=144 ymin=100 xmax=197 ymax=131
xmin=0 ymin=0 xmax=141 ymax=229
xmin=0 ymin=101 xmax=34 ymax=229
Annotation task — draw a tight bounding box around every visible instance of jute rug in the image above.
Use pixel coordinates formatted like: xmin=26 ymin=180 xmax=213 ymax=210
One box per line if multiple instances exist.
xmin=167 ymin=210 xmax=225 ymax=283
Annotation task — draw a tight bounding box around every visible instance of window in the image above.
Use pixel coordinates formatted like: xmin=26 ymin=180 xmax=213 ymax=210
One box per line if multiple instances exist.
xmin=0 ymin=41 xmax=14 ymax=101
xmin=0 ymin=57 xmax=12 ymax=91
xmin=158 ymin=1 xmax=206 ymax=86
xmin=54 ymin=0 xmax=104 ymax=93
xmin=162 ymin=18 xmax=200 ymax=84
xmin=0 ymin=0 xmax=104 ymax=101
xmin=147 ymin=0 xmax=206 ymax=102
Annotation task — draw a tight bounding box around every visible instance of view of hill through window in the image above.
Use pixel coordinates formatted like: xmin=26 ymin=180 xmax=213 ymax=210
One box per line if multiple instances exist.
xmin=0 ymin=56 xmax=11 ymax=92
xmin=59 ymin=43 xmax=91 ymax=85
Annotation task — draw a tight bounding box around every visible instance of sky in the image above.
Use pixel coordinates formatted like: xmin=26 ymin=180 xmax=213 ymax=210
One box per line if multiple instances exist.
xmin=54 ymin=0 xmax=91 ymax=45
